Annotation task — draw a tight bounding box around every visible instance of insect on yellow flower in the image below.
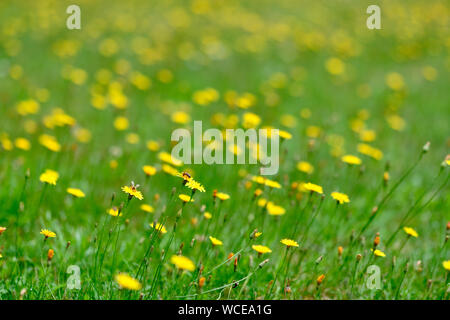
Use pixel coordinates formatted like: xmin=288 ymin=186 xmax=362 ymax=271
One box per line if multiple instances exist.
xmin=40 ymin=229 xmax=56 ymax=239
xmin=115 ymin=273 xmax=142 ymax=290
xmin=170 ymin=255 xmax=195 ymax=271
xmin=280 ymin=239 xmax=299 ymax=247
xmin=39 ymin=169 xmax=59 ymax=185
xmin=331 ymin=192 xmax=350 ymax=204
xmin=209 ymin=236 xmax=223 ymax=246
xmin=403 ymin=227 xmax=419 ymax=238
xmin=121 ymin=181 xmax=143 ymax=200
xmin=67 ymin=188 xmax=85 ymax=198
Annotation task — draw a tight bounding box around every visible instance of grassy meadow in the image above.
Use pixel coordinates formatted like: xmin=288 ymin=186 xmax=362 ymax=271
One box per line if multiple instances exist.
xmin=0 ymin=0 xmax=449 ymax=300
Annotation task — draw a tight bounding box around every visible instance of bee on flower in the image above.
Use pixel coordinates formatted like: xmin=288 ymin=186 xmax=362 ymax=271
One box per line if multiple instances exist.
xmin=122 ymin=181 xmax=143 ymax=200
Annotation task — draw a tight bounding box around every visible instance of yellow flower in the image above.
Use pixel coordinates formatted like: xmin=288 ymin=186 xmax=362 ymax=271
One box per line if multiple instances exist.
xmin=303 ymin=182 xmax=323 ymax=194
xmin=204 ymin=212 xmax=212 ymax=219
xmin=371 ymin=249 xmax=386 ymax=257
xmin=162 ymin=164 xmax=178 ymax=176
xmin=341 ymin=155 xmax=362 ymax=165
xmin=280 ymin=239 xmax=299 ymax=247
xmin=278 ymin=130 xmax=292 ymax=140
xmin=252 ymin=245 xmax=272 ymax=254
xmin=158 ymin=151 xmax=182 ymax=167
xmin=255 ymin=232 xmax=262 ymax=238
xmin=142 ymin=165 xmax=157 ymax=176
xmin=15 ymin=137 xmax=31 ymax=150
xmin=40 ymin=229 xmax=56 ymax=239
xmin=443 ymin=260 xmax=450 ymax=271
xmin=113 ymin=116 xmax=129 ymax=131
xmin=170 ymin=255 xmax=195 ymax=271
xmin=146 ymin=140 xmax=160 ymax=152
xmin=141 ymin=204 xmax=154 ymax=213
xmin=179 ymin=194 xmax=194 ymax=203
xmin=39 ymin=169 xmax=59 ymax=185
xmin=108 ymin=207 xmax=122 ymax=217
xmin=67 ymin=188 xmax=85 ymax=198
xmin=121 ymin=182 xmax=143 ymax=200
xmin=150 ymin=222 xmax=167 ymax=234
xmin=39 ymin=134 xmax=61 ymax=152
xmin=403 ymin=227 xmax=418 ymax=238
xmin=185 ymin=179 xmax=205 ymax=193
xmin=357 ymin=143 xmax=383 ymax=160
xmin=267 ymin=202 xmax=286 ymax=216
xmin=115 ymin=273 xmax=142 ymax=290
xmin=264 ymin=179 xmax=281 ymax=189
xmin=175 ymin=171 xmax=193 ymax=182
xmin=171 ymin=111 xmax=191 ymax=124
xmin=385 ymin=72 xmax=405 ymax=91
xmin=209 ymin=236 xmax=223 ymax=246
xmin=331 ymin=192 xmax=350 ymax=204
xmin=242 ymin=112 xmax=261 ymax=129
xmin=297 ymin=161 xmax=314 ymax=174
xmin=325 ymin=57 xmax=345 ymax=75
xmin=216 ymin=192 xmax=230 ymax=201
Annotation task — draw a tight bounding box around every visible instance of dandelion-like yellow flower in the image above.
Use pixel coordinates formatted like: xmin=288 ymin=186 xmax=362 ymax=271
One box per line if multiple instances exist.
xmin=443 ymin=260 xmax=450 ymax=271
xmin=140 ymin=204 xmax=154 ymax=213
xmin=280 ymin=239 xmax=299 ymax=247
xmin=204 ymin=212 xmax=212 ymax=219
xmin=216 ymin=192 xmax=230 ymax=201
xmin=150 ymin=222 xmax=167 ymax=234
xmin=108 ymin=207 xmax=121 ymax=217
xmin=297 ymin=161 xmax=314 ymax=174
xmin=179 ymin=194 xmax=194 ymax=203
xmin=341 ymin=155 xmax=362 ymax=165
xmin=264 ymin=179 xmax=281 ymax=189
xmin=209 ymin=236 xmax=223 ymax=246
xmin=122 ymin=181 xmax=143 ymax=200
xmin=142 ymin=165 xmax=157 ymax=176
xmin=170 ymin=255 xmax=195 ymax=271
xmin=371 ymin=249 xmax=386 ymax=257
xmin=158 ymin=151 xmax=182 ymax=167
xmin=303 ymin=182 xmax=323 ymax=194
xmin=267 ymin=203 xmax=286 ymax=216
xmin=403 ymin=227 xmax=418 ymax=238
xmin=39 ymin=134 xmax=61 ymax=152
xmin=115 ymin=273 xmax=142 ymax=290
xmin=39 ymin=169 xmax=59 ymax=185
xmin=185 ymin=179 xmax=206 ymax=193
xmin=252 ymin=245 xmax=272 ymax=254
xmin=162 ymin=164 xmax=179 ymax=176
xmin=331 ymin=192 xmax=350 ymax=204
xmin=67 ymin=188 xmax=85 ymax=198
xmin=40 ymin=229 xmax=56 ymax=239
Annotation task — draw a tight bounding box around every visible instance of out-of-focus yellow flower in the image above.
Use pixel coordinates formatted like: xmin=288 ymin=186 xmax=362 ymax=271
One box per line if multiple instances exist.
xmin=14 ymin=137 xmax=31 ymax=150
xmin=67 ymin=188 xmax=85 ymax=198
xmin=16 ymin=99 xmax=40 ymax=116
xmin=422 ymin=66 xmax=437 ymax=81
xmin=300 ymin=108 xmax=311 ymax=119
xmin=40 ymin=229 xmax=56 ymax=239
xmin=216 ymin=192 xmax=230 ymax=201
xmin=192 ymin=88 xmax=219 ymax=106
xmin=357 ymin=143 xmax=383 ymax=160
xmin=331 ymin=192 xmax=350 ymax=204
xmin=179 ymin=194 xmax=194 ymax=203
xmin=74 ymin=128 xmax=92 ymax=143
xmin=204 ymin=212 xmax=212 ymax=219
xmin=209 ymin=236 xmax=223 ymax=246
xmin=143 ymin=165 xmax=157 ymax=176
xmin=252 ymin=245 xmax=272 ymax=254
xmin=443 ymin=260 xmax=450 ymax=271
xmin=39 ymin=134 xmax=61 ymax=152
xmin=130 ymin=71 xmax=151 ymax=90
xmin=170 ymin=255 xmax=195 ymax=271
xmin=108 ymin=207 xmax=122 ymax=217
xmin=403 ymin=227 xmax=418 ymax=238
xmin=371 ymin=249 xmax=386 ymax=257
xmin=146 ymin=140 xmax=160 ymax=152
xmin=385 ymin=72 xmax=405 ymax=91
xmin=114 ymin=116 xmax=129 ymax=131
xmin=306 ymin=126 xmax=321 ymax=138
xmin=297 ymin=161 xmax=314 ymax=174
xmin=386 ymin=115 xmax=406 ymax=131
xmin=359 ymin=129 xmax=376 ymax=142
xmin=39 ymin=169 xmax=59 ymax=185
xmin=303 ymin=182 xmax=323 ymax=194
xmin=162 ymin=164 xmax=179 ymax=176
xmin=242 ymin=112 xmax=261 ymax=129
xmin=150 ymin=222 xmax=167 ymax=234
xmin=280 ymin=239 xmax=299 ymax=247
xmin=171 ymin=111 xmax=190 ymax=124
xmin=158 ymin=151 xmax=182 ymax=167
xmin=43 ymin=108 xmax=76 ymax=129
xmin=141 ymin=204 xmax=154 ymax=213
xmin=157 ymin=69 xmax=173 ymax=83
xmin=115 ymin=273 xmax=142 ymax=290
xmin=341 ymin=155 xmax=362 ymax=165
xmin=325 ymin=57 xmax=345 ymax=75
xmin=267 ymin=202 xmax=286 ymax=216
xmin=126 ymin=133 xmax=140 ymax=144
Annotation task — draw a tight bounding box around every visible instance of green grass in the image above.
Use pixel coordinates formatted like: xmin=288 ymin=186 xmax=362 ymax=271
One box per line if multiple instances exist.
xmin=0 ymin=0 xmax=449 ymax=300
